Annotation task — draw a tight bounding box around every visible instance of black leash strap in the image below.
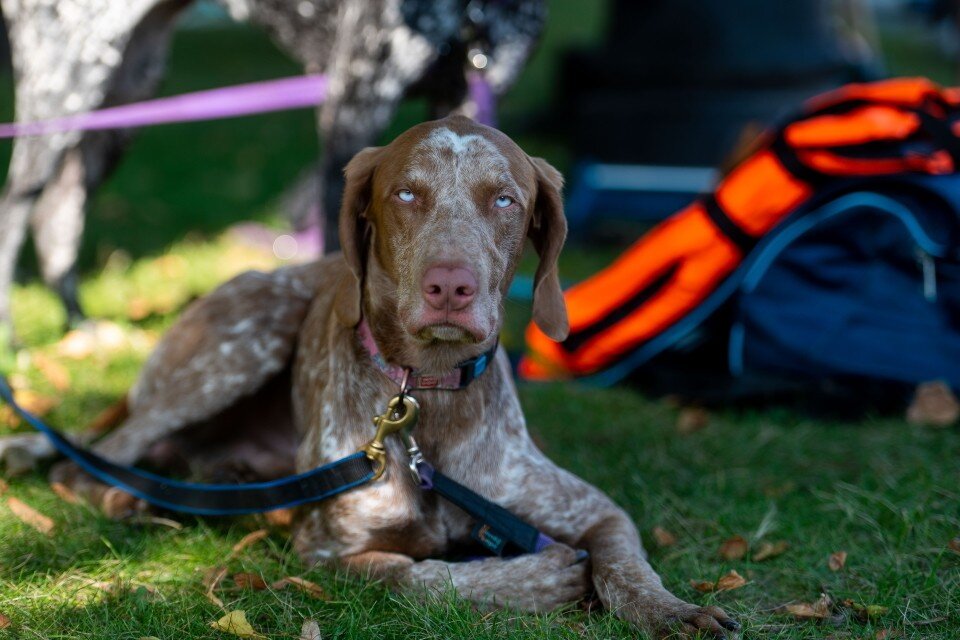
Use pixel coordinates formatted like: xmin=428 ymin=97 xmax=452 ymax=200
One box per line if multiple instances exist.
xmin=416 ymin=462 xmax=556 ymax=556
xmin=0 ymin=375 xmax=375 ymax=515
xmin=1 ymin=374 xmax=570 ymax=560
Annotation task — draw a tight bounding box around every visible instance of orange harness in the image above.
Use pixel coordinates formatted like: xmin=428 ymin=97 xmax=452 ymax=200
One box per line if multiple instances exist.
xmin=522 ymin=78 xmax=960 ymax=381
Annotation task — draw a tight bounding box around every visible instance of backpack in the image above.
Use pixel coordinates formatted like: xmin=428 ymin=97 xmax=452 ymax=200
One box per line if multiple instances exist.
xmin=521 ymin=78 xmax=960 ymax=393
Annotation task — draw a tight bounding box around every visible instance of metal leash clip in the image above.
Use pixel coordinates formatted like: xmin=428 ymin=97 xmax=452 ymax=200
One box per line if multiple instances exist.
xmin=363 ymin=393 xmax=420 ymax=480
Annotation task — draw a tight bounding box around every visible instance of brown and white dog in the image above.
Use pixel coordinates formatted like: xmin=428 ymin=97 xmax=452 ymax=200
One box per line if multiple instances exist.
xmin=42 ymin=116 xmax=739 ymax=638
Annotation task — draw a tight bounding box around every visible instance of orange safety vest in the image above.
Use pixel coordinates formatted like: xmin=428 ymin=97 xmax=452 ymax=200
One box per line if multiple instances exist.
xmin=522 ymin=78 xmax=960 ymax=381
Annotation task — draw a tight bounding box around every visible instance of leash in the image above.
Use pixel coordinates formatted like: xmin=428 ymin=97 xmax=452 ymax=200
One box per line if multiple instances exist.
xmin=0 ymin=368 xmax=554 ymax=556
xmin=0 ymin=65 xmax=498 ymax=139
xmin=0 ymin=75 xmax=329 ymax=139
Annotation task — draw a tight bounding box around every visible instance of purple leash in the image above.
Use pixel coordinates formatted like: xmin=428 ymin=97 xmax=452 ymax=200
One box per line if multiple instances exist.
xmin=0 ymin=74 xmax=328 ymax=138
xmin=0 ymin=70 xmax=497 ymax=139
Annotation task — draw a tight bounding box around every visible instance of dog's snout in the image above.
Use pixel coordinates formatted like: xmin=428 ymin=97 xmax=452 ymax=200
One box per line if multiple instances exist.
xmin=421 ymin=265 xmax=477 ymax=311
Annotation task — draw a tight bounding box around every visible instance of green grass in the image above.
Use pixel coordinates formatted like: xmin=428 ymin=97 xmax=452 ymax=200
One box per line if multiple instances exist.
xmin=2 ymin=2 xmax=960 ymax=639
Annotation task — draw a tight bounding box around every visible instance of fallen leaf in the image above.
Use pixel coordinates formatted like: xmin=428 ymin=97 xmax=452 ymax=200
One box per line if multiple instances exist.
xmin=690 ymin=579 xmax=715 ymax=593
xmin=906 ymin=380 xmax=960 ymax=427
xmin=264 ymin=508 xmax=294 ymax=528
xmin=272 ymin=576 xmax=329 ymax=600
xmin=716 ymin=570 xmax=747 ymax=591
xmin=87 ymin=398 xmax=129 ymax=436
xmin=0 ymin=478 xmax=8 ymax=494
xmin=753 ymin=540 xmax=790 ymax=562
xmin=828 ymin=550 xmax=847 ymax=571
xmin=948 ymin=537 xmax=960 ymax=554
xmin=230 ymin=529 xmax=269 ymax=558
xmin=50 ymin=482 xmax=80 ymax=504
xmin=876 ymin=630 xmax=900 ymax=640
xmin=127 ymin=515 xmax=183 ymax=530
xmin=13 ymin=389 xmax=59 ymax=417
xmin=651 ymin=526 xmax=677 ymax=547
xmin=209 ymin=610 xmax=264 ymax=639
xmin=7 ymin=497 xmax=54 ymax=535
xmin=127 ymin=297 xmax=152 ymax=321
xmin=300 ymin=619 xmax=321 ymax=640
xmin=32 ymin=353 xmax=71 ymax=391
xmin=202 ymin=566 xmax=228 ymax=607
xmin=689 ymin=570 xmax=747 ymax=593
xmin=676 ymin=407 xmax=711 ymax=435
xmin=0 ymin=613 xmax=10 ymax=628
xmin=785 ymin=593 xmax=832 ymax=619
xmin=719 ymin=535 xmax=748 ymax=561
xmin=233 ymin=573 xmax=267 ymax=590
xmin=0 ymin=406 xmax=20 ymax=428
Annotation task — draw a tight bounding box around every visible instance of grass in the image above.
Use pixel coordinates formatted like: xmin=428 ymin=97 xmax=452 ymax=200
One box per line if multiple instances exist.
xmin=1 ymin=2 xmax=960 ymax=638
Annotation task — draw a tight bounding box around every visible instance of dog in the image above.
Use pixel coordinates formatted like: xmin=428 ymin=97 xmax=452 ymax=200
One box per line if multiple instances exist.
xmin=0 ymin=0 xmax=545 ymax=336
xmin=32 ymin=116 xmax=739 ymax=638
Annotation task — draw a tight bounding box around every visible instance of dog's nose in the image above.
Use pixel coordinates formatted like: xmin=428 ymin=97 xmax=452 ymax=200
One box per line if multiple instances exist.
xmin=421 ymin=265 xmax=477 ymax=311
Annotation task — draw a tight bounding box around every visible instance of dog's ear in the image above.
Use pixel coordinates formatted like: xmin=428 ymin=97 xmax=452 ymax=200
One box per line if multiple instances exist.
xmin=335 ymin=146 xmax=383 ymax=326
xmin=527 ymin=156 xmax=569 ymax=341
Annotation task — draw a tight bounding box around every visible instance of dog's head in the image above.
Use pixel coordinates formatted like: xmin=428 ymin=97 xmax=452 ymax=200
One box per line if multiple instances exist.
xmin=334 ymin=115 xmax=567 ymax=371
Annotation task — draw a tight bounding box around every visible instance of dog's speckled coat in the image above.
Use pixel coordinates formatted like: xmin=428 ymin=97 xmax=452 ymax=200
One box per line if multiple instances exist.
xmin=47 ymin=117 xmax=738 ymax=638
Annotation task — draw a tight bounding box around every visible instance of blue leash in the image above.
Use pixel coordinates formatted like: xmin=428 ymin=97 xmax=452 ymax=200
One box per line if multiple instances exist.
xmin=0 ymin=374 xmax=559 ymax=556
xmin=0 ymin=374 xmax=373 ymax=515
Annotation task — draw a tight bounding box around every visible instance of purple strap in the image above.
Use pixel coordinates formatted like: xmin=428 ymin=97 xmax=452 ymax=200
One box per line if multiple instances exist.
xmin=468 ymin=71 xmax=497 ymax=128
xmin=0 ymin=74 xmax=328 ymax=138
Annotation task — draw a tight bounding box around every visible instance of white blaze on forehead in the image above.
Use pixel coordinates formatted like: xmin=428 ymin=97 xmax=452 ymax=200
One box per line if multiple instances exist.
xmin=421 ymin=127 xmax=496 ymax=156
xmin=409 ymin=126 xmax=525 ymax=201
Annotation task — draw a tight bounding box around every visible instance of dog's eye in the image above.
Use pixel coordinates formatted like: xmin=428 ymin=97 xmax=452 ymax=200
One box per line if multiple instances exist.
xmin=397 ymin=189 xmax=415 ymax=203
xmin=494 ymin=195 xmax=514 ymax=209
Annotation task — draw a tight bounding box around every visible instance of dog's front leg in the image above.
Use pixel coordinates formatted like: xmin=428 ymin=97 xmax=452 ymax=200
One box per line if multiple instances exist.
xmin=579 ymin=508 xmax=738 ymax=638
xmin=339 ymin=544 xmax=590 ymax=613
xmin=508 ymin=460 xmax=739 ymax=638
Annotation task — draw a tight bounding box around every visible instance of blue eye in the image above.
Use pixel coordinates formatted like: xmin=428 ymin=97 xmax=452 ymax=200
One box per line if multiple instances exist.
xmin=494 ymin=195 xmax=514 ymax=209
xmin=397 ymin=189 xmax=415 ymax=203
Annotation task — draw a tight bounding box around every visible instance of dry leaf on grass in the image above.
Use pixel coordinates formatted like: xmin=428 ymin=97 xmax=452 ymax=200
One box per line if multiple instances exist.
xmin=50 ymin=481 xmax=80 ymax=504
xmin=906 ymin=380 xmax=960 ymax=427
xmin=719 ymin=535 xmax=748 ymax=561
xmin=127 ymin=515 xmax=183 ymax=530
xmin=233 ymin=573 xmax=267 ymax=590
xmin=300 ymin=619 xmax=322 ymax=640
xmin=784 ymin=593 xmax=833 ymax=619
xmin=676 ymin=407 xmax=711 ymax=435
xmin=875 ymin=629 xmax=901 ymax=639
xmin=752 ymin=540 xmax=789 ymax=562
xmin=7 ymin=497 xmax=54 ymax=535
xmin=6 ymin=389 xmax=59 ymax=419
xmin=32 ymin=353 xmax=71 ymax=392
xmin=828 ymin=550 xmax=847 ymax=571
xmin=690 ymin=570 xmax=747 ymax=593
xmin=272 ymin=576 xmax=329 ymax=600
xmin=87 ymin=398 xmax=129 ymax=436
xmin=230 ymin=529 xmax=269 ymax=558
xmin=0 ymin=613 xmax=10 ymax=629
xmin=202 ymin=566 xmax=228 ymax=607
xmin=651 ymin=526 xmax=677 ymax=547
xmin=209 ymin=610 xmax=264 ymax=639
xmin=264 ymin=508 xmax=293 ymax=528
xmin=948 ymin=537 xmax=960 ymax=554
xmin=0 ymin=478 xmax=8 ymax=494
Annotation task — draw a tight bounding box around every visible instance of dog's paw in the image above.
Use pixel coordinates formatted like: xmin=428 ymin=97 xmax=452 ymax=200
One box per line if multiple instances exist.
xmin=478 ymin=543 xmax=591 ymax=613
xmin=49 ymin=460 xmax=146 ymax=518
xmin=640 ymin=595 xmax=740 ymax=639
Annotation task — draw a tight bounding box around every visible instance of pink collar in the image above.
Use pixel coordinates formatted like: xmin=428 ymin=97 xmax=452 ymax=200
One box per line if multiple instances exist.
xmin=357 ymin=318 xmax=497 ymax=391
